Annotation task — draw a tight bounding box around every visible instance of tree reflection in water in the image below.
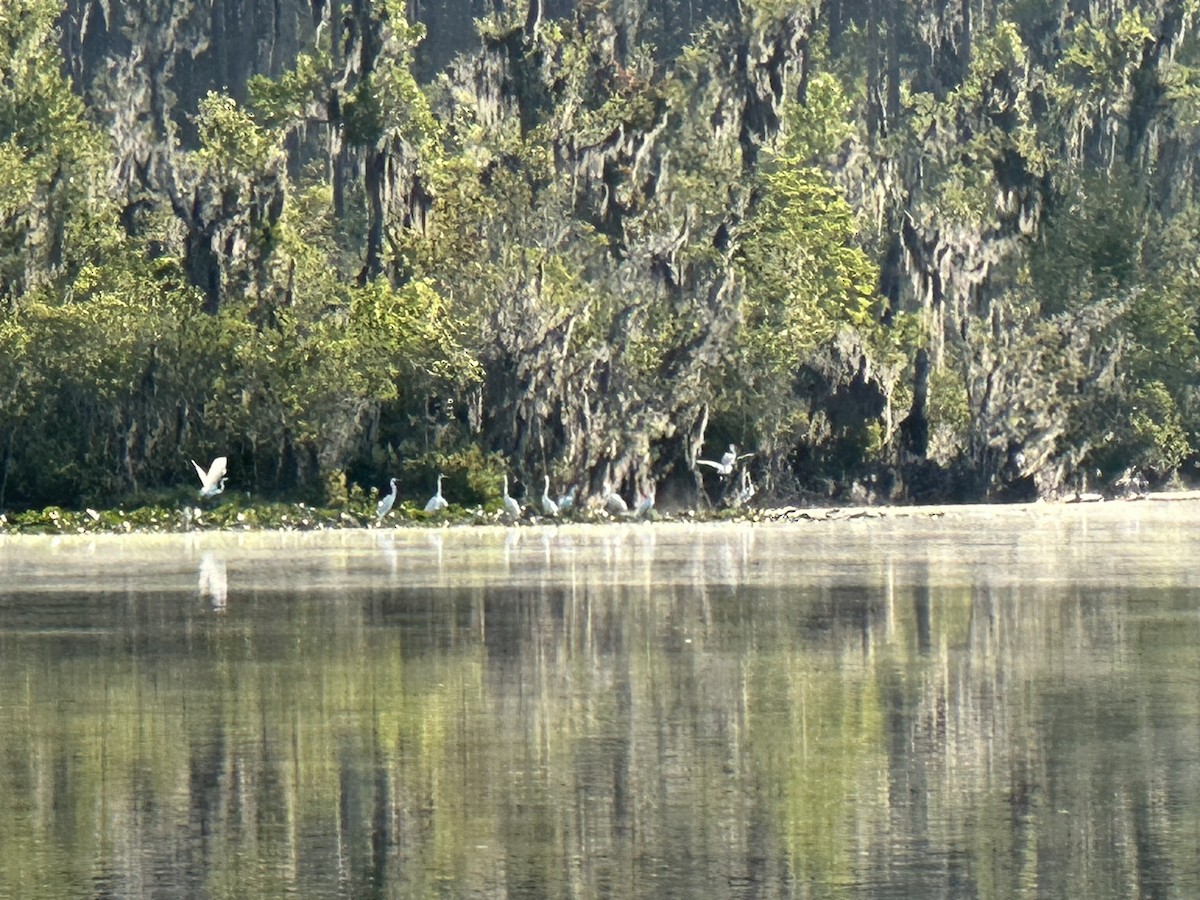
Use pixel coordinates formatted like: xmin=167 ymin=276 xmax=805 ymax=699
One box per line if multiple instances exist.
xmin=0 ymin=507 xmax=1198 ymax=897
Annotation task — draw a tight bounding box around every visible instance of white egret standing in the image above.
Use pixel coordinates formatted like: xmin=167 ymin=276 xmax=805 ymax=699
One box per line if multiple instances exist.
xmin=376 ymin=477 xmax=398 ymax=521
xmin=425 ymin=473 xmax=448 ymax=512
xmin=634 ymin=482 xmax=656 ymax=518
xmin=541 ymin=476 xmax=559 ymax=517
xmin=502 ymin=474 xmax=521 ymax=520
xmin=192 ymin=456 xmax=228 ymax=498
xmin=556 ymin=484 xmax=578 ymax=512
xmin=603 ymin=482 xmax=628 ymax=515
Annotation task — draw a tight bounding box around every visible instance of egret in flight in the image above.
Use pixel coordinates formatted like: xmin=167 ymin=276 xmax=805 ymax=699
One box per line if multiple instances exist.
xmin=502 ymin=474 xmax=521 ymax=520
xmin=696 ymin=443 xmax=750 ymax=477
xmin=377 ymin=477 xmax=398 ymax=521
xmin=425 ymin=473 xmax=448 ymax=512
xmin=541 ymin=476 xmax=559 ymax=517
xmin=192 ymin=456 xmax=228 ymax=498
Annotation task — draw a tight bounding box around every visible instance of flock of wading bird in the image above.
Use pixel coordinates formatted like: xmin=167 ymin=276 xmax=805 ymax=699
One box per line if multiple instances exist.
xmin=190 ymin=443 xmax=757 ymax=526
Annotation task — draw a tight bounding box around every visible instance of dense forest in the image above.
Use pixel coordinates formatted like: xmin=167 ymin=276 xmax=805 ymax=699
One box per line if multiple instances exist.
xmin=3 ymin=0 xmax=1200 ymax=513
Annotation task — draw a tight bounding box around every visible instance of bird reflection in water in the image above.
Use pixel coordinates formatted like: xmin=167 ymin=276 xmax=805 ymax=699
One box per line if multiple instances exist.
xmin=197 ymin=551 xmax=228 ymax=612
xmin=427 ymin=531 xmax=445 ymax=575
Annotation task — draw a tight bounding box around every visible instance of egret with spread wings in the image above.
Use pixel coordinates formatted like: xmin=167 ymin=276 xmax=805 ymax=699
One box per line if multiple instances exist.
xmin=695 ymin=443 xmax=751 ymax=476
xmin=192 ymin=456 xmax=228 ymax=498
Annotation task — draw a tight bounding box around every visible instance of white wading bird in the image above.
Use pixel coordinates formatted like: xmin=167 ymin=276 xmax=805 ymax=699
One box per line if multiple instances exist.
xmin=695 ymin=443 xmax=751 ymax=476
xmin=377 ymin=477 xmax=398 ymax=521
xmin=502 ymin=474 xmax=522 ymax=520
xmin=192 ymin=456 xmax=228 ymax=498
xmin=425 ymin=473 xmax=448 ymax=512
xmin=603 ymin=482 xmax=628 ymax=515
xmin=634 ymin=482 xmax=656 ymax=518
xmin=556 ymin=484 xmax=578 ymax=513
xmin=541 ymin=476 xmax=559 ymax=517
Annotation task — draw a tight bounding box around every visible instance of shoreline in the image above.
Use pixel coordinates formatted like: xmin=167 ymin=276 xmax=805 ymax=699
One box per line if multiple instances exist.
xmin=755 ymin=489 xmax=1200 ymax=523
xmin=3 ymin=490 xmax=1200 ymax=539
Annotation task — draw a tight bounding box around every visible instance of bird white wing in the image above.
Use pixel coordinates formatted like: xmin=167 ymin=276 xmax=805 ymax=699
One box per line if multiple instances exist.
xmin=695 ymin=459 xmax=725 ymax=471
xmin=193 ymin=456 xmax=227 ymax=490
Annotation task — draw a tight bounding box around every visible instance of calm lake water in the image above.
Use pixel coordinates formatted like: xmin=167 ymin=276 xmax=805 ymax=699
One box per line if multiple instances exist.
xmin=2 ymin=503 xmax=1200 ymax=899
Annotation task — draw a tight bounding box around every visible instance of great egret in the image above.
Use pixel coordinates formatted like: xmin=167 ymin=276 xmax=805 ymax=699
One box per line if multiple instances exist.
xmin=696 ymin=443 xmax=751 ymax=476
xmin=603 ymin=482 xmax=628 ymax=515
xmin=425 ymin=473 xmax=448 ymax=512
xmin=192 ymin=456 xmax=228 ymax=498
xmin=556 ymin=484 xmax=578 ymax=512
xmin=377 ymin=477 xmax=398 ymax=521
xmin=541 ymin=476 xmax=559 ymax=517
xmin=502 ymin=474 xmax=521 ymax=520
xmin=634 ymin=482 xmax=656 ymax=518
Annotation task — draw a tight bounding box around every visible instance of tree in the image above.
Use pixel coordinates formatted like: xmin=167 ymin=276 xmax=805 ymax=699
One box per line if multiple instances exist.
xmin=732 ymin=89 xmax=884 ymax=472
xmin=0 ymin=0 xmax=117 ymax=302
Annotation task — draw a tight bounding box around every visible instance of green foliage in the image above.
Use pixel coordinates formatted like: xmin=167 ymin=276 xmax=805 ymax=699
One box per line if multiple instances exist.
xmin=948 ymin=289 xmax=1122 ymax=494
xmin=405 ymin=17 xmax=766 ymax=487
xmin=1129 ymin=381 xmax=1190 ymax=475
xmin=1059 ymin=10 xmax=1153 ymax=85
xmin=730 ymin=105 xmax=884 ymax=462
xmin=248 ymin=51 xmax=331 ymax=128
xmin=9 ymin=0 xmax=1200 ymax=510
xmin=900 ymin=20 xmax=1048 ymax=231
xmin=1027 ymin=164 xmax=1200 ymax=482
xmin=201 ymin=275 xmax=468 ymax=480
xmin=925 ymin=364 xmax=970 ymax=459
xmin=337 ymin=17 xmax=436 ymax=150
xmin=0 ymin=0 xmax=116 ymax=300
xmin=1 ymin=262 xmax=214 ymax=504
xmin=740 ymin=161 xmax=877 ymax=345
xmin=787 ymin=72 xmax=856 ymax=163
xmin=1030 ymin=170 xmax=1141 ymax=317
xmin=1160 ymin=55 xmax=1200 ymax=129
xmin=195 ymin=93 xmax=281 ymax=174
xmin=400 ymin=444 xmax=509 ymax=508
